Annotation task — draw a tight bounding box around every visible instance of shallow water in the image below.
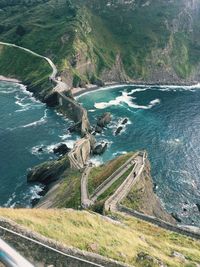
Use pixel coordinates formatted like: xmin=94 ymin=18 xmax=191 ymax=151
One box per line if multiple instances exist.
xmin=0 ymin=82 xmax=76 ymax=207
xmin=78 ymin=84 xmax=200 ymax=226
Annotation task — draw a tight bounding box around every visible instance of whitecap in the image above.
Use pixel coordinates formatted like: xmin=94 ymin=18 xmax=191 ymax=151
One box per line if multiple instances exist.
xmin=29 ymin=185 xmax=44 ymax=200
xmin=59 ymin=133 xmax=72 ymax=140
xmin=94 ymin=89 xmax=160 ymax=110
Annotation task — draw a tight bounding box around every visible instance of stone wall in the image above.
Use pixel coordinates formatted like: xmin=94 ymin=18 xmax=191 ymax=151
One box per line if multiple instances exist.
xmin=57 ymin=92 xmax=90 ymax=136
xmin=118 ymin=205 xmax=200 ymax=240
xmin=0 ymin=218 xmax=131 ymax=267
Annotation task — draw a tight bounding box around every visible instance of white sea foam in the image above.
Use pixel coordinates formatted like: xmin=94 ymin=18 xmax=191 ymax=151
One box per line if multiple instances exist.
xmin=29 ymin=185 xmax=44 ymax=200
xmin=112 ymin=151 xmax=127 ymax=157
xmin=90 ymin=157 xmax=103 ymax=166
xmin=4 ymin=193 xmax=16 ymax=208
xmin=59 ymin=133 xmax=72 ymax=140
xmin=94 ymin=89 xmax=161 ymax=110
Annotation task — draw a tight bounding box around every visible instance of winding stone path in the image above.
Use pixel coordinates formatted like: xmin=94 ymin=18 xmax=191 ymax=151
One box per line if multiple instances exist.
xmin=104 ymin=153 xmax=145 ymax=212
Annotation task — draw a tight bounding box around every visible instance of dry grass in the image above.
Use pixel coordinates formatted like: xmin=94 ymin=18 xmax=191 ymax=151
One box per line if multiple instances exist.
xmin=0 ymin=208 xmax=200 ymax=267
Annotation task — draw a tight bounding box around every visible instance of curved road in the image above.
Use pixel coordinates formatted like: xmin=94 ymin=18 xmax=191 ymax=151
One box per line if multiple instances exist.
xmin=0 ymin=41 xmax=69 ymax=91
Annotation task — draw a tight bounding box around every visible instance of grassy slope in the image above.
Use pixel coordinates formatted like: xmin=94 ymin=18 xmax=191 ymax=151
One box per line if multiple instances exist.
xmin=0 ymin=45 xmax=52 ymax=97
xmin=88 ymin=152 xmax=134 ymax=196
xmin=0 ymin=208 xmax=200 ymax=267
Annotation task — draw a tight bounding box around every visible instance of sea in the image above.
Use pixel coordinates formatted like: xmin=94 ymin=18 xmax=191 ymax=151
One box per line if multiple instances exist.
xmin=1 ymin=81 xmax=200 ymax=226
xmin=0 ymin=81 xmax=77 ymax=207
xmin=77 ymin=83 xmax=200 ymax=226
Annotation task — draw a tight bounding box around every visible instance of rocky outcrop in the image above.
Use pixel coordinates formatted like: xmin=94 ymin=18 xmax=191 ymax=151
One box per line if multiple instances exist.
xmin=93 ymin=142 xmax=108 ymax=155
xmin=53 ymin=143 xmax=71 ymax=156
xmin=97 ymin=112 xmax=112 ymax=128
xmin=27 ymin=156 xmax=70 ymax=185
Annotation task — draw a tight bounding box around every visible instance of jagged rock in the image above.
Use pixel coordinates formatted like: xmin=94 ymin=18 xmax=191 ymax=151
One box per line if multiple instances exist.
xmin=122 ymin=118 xmax=128 ymax=125
xmin=38 ymin=147 xmax=43 ymax=153
xmin=53 ymin=143 xmax=70 ymax=156
xmin=196 ymin=203 xmax=200 ymax=212
xmin=171 ymin=213 xmax=182 ymax=223
xmin=95 ymin=125 xmax=103 ymax=134
xmin=44 ymin=91 xmax=59 ymax=107
xmin=115 ymin=126 xmax=123 ymax=135
xmin=27 ymin=156 xmax=70 ymax=185
xmin=93 ymin=142 xmax=107 ymax=155
xmin=97 ymin=112 xmax=112 ymax=128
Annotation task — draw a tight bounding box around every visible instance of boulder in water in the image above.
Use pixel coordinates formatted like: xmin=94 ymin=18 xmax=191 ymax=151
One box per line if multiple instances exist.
xmin=122 ymin=118 xmax=128 ymax=125
xmin=97 ymin=112 xmax=112 ymax=128
xmin=115 ymin=126 xmax=123 ymax=135
xmin=93 ymin=142 xmax=108 ymax=155
xmin=53 ymin=143 xmax=70 ymax=156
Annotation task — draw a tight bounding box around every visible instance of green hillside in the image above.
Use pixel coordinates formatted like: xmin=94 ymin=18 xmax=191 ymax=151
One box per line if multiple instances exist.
xmin=0 ymin=0 xmax=200 ymax=88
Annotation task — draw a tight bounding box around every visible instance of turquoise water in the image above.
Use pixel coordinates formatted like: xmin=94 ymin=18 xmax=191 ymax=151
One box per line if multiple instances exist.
xmin=0 ymin=82 xmax=77 ymax=207
xmin=78 ymin=84 xmax=200 ymax=226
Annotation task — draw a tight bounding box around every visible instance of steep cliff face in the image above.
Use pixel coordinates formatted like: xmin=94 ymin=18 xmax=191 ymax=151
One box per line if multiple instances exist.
xmin=122 ymin=159 xmax=176 ymax=224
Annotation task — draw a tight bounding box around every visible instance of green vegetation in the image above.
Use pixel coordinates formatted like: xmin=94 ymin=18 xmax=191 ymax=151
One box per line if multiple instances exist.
xmin=88 ymin=152 xmax=134 ymax=195
xmin=97 ymin=165 xmax=134 ymax=202
xmin=1 ymin=0 xmax=200 ymax=88
xmin=0 ymin=208 xmax=200 ymax=267
xmin=54 ymin=170 xmax=81 ymax=209
xmin=0 ymin=45 xmax=53 ymax=98
xmin=122 ymin=185 xmax=143 ymax=211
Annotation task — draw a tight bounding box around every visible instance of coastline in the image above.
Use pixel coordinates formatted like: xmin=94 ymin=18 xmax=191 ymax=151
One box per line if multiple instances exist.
xmin=72 ymin=80 xmax=200 ymax=98
xmin=0 ymin=75 xmax=21 ymax=83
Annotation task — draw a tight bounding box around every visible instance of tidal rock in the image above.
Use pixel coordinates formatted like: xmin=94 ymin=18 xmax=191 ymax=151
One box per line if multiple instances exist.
xmin=97 ymin=112 xmax=112 ymax=128
xmin=115 ymin=126 xmax=123 ymax=135
xmin=27 ymin=156 xmax=70 ymax=185
xmin=95 ymin=125 xmax=103 ymax=134
xmin=196 ymin=203 xmax=200 ymax=212
xmin=122 ymin=118 xmax=128 ymax=125
xmin=53 ymin=143 xmax=70 ymax=156
xmin=171 ymin=213 xmax=182 ymax=223
xmin=93 ymin=142 xmax=108 ymax=155
xmin=38 ymin=147 xmax=43 ymax=153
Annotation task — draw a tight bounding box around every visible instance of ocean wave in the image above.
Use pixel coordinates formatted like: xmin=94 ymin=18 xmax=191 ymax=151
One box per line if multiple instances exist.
xmin=94 ymin=90 xmax=160 ymax=110
xmin=29 ymin=184 xmax=44 ymax=200
xmin=90 ymin=156 xmax=103 ymax=166
xmin=4 ymin=193 xmax=16 ymax=208
xmin=59 ymin=133 xmax=72 ymax=140
xmin=21 ymin=110 xmax=48 ymax=128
